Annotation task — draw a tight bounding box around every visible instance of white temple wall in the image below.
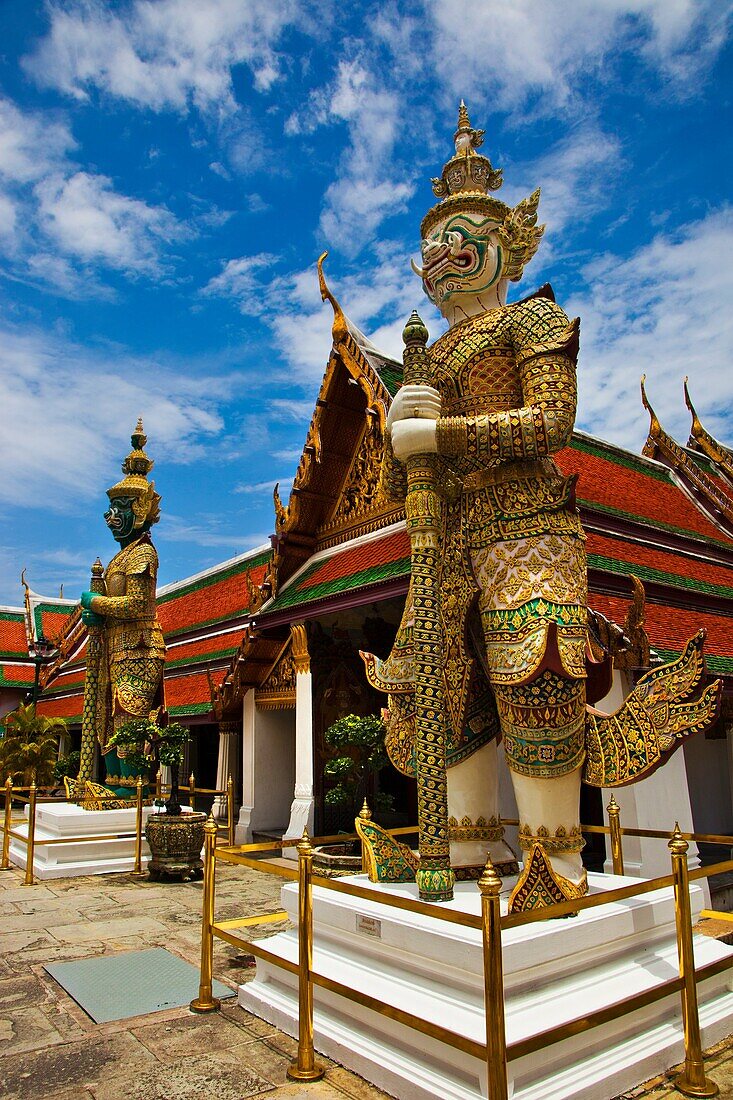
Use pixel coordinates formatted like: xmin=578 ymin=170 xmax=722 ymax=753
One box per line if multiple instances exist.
xmin=236 ymin=688 xmax=295 ymax=843
xmin=684 ymin=731 xmax=732 ymax=835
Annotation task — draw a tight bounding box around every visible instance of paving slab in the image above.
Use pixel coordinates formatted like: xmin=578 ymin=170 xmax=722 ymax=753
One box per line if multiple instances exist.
xmin=49 ymin=916 xmax=167 ymax=943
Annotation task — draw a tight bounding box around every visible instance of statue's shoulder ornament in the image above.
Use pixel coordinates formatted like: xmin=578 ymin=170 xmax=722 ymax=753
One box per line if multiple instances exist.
xmin=126 ymin=534 xmax=158 ymax=576
xmin=508 ymin=287 xmax=580 ymax=368
xmin=106 ymin=534 xmax=157 ymax=579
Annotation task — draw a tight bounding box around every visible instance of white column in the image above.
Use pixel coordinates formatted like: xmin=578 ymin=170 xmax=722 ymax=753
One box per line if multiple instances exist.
xmin=283 ymin=623 xmax=314 ymax=853
xmin=214 ymin=721 xmax=239 ymax=821
xmin=235 ymin=688 xmax=256 ymax=843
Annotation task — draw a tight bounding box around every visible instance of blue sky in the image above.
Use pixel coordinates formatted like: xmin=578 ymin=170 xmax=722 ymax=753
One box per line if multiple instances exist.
xmin=0 ymin=0 xmax=731 ymax=606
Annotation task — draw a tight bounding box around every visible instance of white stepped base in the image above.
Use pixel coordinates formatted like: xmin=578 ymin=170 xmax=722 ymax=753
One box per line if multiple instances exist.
xmin=9 ymin=801 xmax=159 ymax=879
xmin=239 ymin=872 xmax=733 ymax=1100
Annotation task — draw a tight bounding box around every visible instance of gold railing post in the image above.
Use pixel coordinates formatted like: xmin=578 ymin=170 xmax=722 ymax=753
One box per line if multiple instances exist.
xmin=607 ymin=793 xmax=624 ymax=876
xmin=479 ymin=856 xmax=509 ymax=1100
xmin=189 ymin=771 xmax=195 ymax=810
xmin=227 ymin=775 xmax=234 ymax=847
xmin=22 ymin=780 xmax=37 ymax=886
xmin=669 ymin=824 xmax=719 ymax=1097
xmin=358 ymin=798 xmax=372 ymax=874
xmin=191 ymin=814 xmax=221 ymax=1013
xmin=1 ymin=777 xmax=12 ymax=871
xmin=287 ymin=828 xmax=325 ymax=1082
xmin=155 ymin=768 xmax=162 ymax=801
xmin=132 ymin=776 xmax=145 ymax=877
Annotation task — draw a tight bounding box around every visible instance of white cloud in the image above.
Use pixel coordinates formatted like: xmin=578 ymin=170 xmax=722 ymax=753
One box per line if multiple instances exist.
xmin=234 ymin=477 xmax=294 ymax=495
xmin=0 ymin=325 xmax=227 ymax=509
xmin=202 ymin=246 xmax=432 ymax=380
xmin=0 ymin=96 xmax=76 ymax=184
xmin=202 ymin=253 xmax=279 ymax=308
xmin=35 ymin=171 xmax=184 ymax=275
xmin=570 ymin=207 xmax=733 ymax=451
xmin=0 ymin=195 xmax=16 ymax=239
xmin=26 ymin=0 xmax=301 ymax=112
xmin=0 ymin=95 xmax=190 ymax=290
xmin=161 ymin=514 xmax=260 ymax=548
xmin=288 ymin=58 xmax=414 ymax=253
xmin=424 ymin=0 xmax=732 ymax=116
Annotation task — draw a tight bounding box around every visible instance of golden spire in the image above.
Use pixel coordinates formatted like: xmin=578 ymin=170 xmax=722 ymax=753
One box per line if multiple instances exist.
xmin=107 ymin=419 xmax=161 ymax=528
xmin=453 ymin=99 xmax=485 ymax=155
xmin=430 ymin=100 xmax=500 ymax=201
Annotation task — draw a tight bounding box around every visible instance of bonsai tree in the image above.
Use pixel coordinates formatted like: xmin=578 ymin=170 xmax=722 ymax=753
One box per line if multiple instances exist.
xmin=323 ymin=713 xmax=393 ymax=819
xmin=107 ymin=717 xmax=191 ymax=815
xmin=54 ymin=750 xmax=81 ymax=785
xmin=0 ymin=703 xmax=67 ymax=786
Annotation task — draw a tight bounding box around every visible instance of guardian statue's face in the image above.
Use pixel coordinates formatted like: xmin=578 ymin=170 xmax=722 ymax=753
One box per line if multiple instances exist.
xmin=104 ymin=496 xmax=136 ymax=543
xmin=417 ymin=211 xmax=503 ymax=313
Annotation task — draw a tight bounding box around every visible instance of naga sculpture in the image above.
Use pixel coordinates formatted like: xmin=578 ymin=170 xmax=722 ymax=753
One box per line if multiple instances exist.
xmin=77 ymin=420 xmax=166 ymax=799
xmin=360 ymin=104 xmax=721 ymax=910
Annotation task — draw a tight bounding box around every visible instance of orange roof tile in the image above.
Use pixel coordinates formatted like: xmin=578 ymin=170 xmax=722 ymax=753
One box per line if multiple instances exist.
xmin=558 ymin=438 xmax=730 ymax=544
xmin=157 ymin=559 xmax=268 ymax=636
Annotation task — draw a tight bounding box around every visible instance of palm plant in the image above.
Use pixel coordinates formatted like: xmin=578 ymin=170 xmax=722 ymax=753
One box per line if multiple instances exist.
xmin=0 ymin=703 xmax=67 ymax=786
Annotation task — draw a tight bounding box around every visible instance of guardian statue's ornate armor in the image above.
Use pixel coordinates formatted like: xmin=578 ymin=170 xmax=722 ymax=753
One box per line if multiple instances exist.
xmin=77 ymin=420 xmax=165 ymax=798
xmin=361 ymin=105 xmax=721 ymax=910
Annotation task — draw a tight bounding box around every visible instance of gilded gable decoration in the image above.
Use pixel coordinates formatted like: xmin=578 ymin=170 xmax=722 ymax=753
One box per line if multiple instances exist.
xmin=256 ymin=637 xmax=296 ymax=708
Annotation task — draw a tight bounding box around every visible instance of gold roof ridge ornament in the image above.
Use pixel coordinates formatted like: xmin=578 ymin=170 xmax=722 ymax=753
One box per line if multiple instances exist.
xmin=421 ymin=101 xmax=544 ymax=283
xmin=107 ymin=417 xmax=161 ymax=530
xmin=640 ymin=374 xmax=663 ymax=453
xmin=317 ymin=251 xmax=349 ymax=345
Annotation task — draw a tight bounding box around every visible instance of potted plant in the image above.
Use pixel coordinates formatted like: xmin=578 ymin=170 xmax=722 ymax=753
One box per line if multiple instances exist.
xmin=324 ymin=712 xmax=393 ymax=820
xmin=107 ymin=717 xmax=206 ymax=880
xmin=318 ymin=713 xmax=393 ymax=874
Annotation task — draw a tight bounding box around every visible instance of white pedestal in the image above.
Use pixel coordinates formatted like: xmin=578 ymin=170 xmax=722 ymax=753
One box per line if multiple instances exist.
xmin=239 ymin=873 xmax=733 ymax=1100
xmin=9 ymin=802 xmax=159 ymax=879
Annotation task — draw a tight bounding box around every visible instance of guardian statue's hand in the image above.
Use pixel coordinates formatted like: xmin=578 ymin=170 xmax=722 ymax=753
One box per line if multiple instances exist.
xmin=386 ymin=384 xmax=441 ymax=432
xmin=81 ymin=608 xmax=104 ymax=627
xmin=391 ymin=419 xmax=438 ymax=461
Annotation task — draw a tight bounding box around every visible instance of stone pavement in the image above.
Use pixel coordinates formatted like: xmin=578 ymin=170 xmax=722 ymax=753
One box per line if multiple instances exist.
xmin=1 ymin=861 xmax=733 ymax=1099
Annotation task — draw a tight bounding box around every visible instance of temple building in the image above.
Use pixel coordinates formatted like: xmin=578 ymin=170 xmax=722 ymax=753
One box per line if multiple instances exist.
xmin=12 ymin=268 xmax=733 ymax=885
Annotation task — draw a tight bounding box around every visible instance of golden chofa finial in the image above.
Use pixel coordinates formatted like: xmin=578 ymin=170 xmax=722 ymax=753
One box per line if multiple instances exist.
xmin=683 ymin=376 xmax=704 ymax=445
xmin=640 ymin=374 xmax=663 ymax=459
xmin=317 ymin=251 xmax=348 ymax=345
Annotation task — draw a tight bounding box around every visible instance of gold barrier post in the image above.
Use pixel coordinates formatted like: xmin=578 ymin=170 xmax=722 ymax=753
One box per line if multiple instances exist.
xmin=1 ymin=777 xmax=12 ymax=870
xmin=22 ymin=780 xmax=37 ymax=886
xmin=669 ymin=825 xmax=719 ymax=1097
xmin=479 ymin=857 xmax=509 ymax=1100
xmin=287 ymin=829 xmax=325 ymax=1082
xmin=358 ymin=799 xmax=372 ymax=874
xmin=607 ymin=793 xmax=624 ymax=876
xmin=227 ymin=775 xmax=234 ymax=847
xmin=189 ymin=771 xmax=195 ymax=810
xmin=190 ymin=815 xmax=221 ymax=1013
xmin=132 ymin=776 xmax=145 ymax=877
xmin=155 ymin=769 xmax=162 ymax=802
